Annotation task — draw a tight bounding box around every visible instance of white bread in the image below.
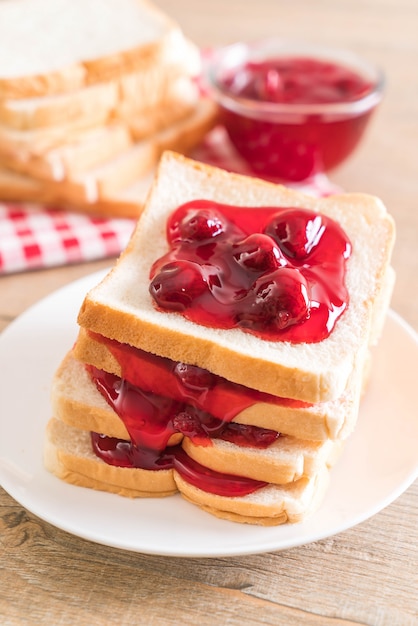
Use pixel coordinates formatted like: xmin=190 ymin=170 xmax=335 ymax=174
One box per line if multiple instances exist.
xmin=45 ymin=418 xmax=177 ymax=497
xmin=0 ymin=101 xmax=217 ymax=217
xmin=0 ymin=163 xmax=147 ymax=218
xmin=45 ymin=417 xmax=332 ymax=524
xmin=77 ymin=151 xmax=395 ymax=402
xmin=52 ymin=349 xmax=340 ymax=484
xmin=47 ymin=99 xmax=216 ymax=204
xmin=52 ymin=350 xmax=182 ymax=445
xmin=173 ymin=469 xmax=330 ymax=526
xmin=73 ymin=327 xmax=366 ymax=441
xmin=0 ymin=124 xmax=133 ymax=181
xmin=182 ymin=436 xmax=341 ymax=485
xmin=0 ymin=80 xmax=200 ymax=179
xmin=0 ymin=0 xmax=182 ymax=99
xmin=0 ymin=39 xmax=200 ymax=130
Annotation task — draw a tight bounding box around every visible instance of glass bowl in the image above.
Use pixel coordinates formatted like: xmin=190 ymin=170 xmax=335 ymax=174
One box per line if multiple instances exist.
xmin=205 ymin=39 xmax=384 ymax=182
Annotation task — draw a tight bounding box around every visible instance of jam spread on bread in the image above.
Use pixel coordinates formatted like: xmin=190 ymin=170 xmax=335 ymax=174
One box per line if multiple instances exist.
xmin=218 ymin=56 xmax=376 ymax=180
xmin=150 ymin=201 xmax=351 ymax=342
xmin=88 ymin=366 xmax=271 ymax=496
xmin=90 ymin=331 xmax=310 ymax=416
xmin=91 ymin=435 xmax=267 ymax=496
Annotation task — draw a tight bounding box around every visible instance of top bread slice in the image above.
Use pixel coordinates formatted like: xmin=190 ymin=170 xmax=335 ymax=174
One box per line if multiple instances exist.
xmin=77 ymin=151 xmax=395 ymax=403
xmin=0 ymin=0 xmax=181 ymax=99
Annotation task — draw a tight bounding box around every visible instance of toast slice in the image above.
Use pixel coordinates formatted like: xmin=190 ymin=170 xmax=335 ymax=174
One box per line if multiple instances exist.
xmin=0 ymin=0 xmax=181 ymax=98
xmin=77 ymin=151 xmax=395 ymax=403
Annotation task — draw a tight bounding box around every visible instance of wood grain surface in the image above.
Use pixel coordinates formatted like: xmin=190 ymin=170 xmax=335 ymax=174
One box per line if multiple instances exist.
xmin=0 ymin=1 xmax=417 ymax=625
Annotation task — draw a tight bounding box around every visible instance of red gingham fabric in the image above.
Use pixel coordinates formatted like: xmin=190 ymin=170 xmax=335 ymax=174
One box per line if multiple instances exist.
xmin=0 ymin=126 xmax=339 ymax=275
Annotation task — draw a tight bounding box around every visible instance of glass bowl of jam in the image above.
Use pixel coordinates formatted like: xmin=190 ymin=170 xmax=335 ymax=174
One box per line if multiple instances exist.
xmin=205 ymin=39 xmax=384 ymax=182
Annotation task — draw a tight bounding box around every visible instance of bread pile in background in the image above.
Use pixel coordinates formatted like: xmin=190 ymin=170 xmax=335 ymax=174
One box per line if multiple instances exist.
xmin=0 ymin=0 xmax=217 ymax=217
xmin=45 ymin=152 xmax=396 ymax=525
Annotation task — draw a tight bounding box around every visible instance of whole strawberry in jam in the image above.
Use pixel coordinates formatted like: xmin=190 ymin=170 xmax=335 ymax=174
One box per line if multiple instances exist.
xmin=233 ymin=233 xmax=286 ymax=272
xmin=174 ymin=362 xmax=215 ymax=394
xmin=169 ymin=205 xmax=226 ymax=244
xmin=238 ymin=267 xmax=310 ymax=331
xmin=149 ymin=260 xmax=207 ymax=311
xmin=265 ymin=209 xmax=325 ymax=260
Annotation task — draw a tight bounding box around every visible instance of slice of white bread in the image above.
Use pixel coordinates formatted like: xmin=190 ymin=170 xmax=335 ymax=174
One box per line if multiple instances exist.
xmin=45 ymin=416 xmax=331 ymax=524
xmin=0 ymin=101 xmax=217 ymax=217
xmin=0 ymin=163 xmax=148 ymax=219
xmin=52 ymin=350 xmax=182 ymax=446
xmin=0 ymin=38 xmax=200 ymax=130
xmin=76 ymin=151 xmax=395 ymax=403
xmin=0 ymin=80 xmax=200 ymax=177
xmin=182 ymin=437 xmax=342 ymax=485
xmin=45 ymin=418 xmax=177 ymax=497
xmin=0 ymin=123 xmax=133 ymax=181
xmin=52 ymin=349 xmax=341 ymax=483
xmin=173 ymin=469 xmax=330 ymax=526
xmin=0 ymin=0 xmax=182 ymax=99
xmin=73 ymin=328 xmax=367 ymax=441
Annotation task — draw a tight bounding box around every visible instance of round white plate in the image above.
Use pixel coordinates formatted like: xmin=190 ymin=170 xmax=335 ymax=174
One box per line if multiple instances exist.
xmin=0 ymin=270 xmax=417 ymax=558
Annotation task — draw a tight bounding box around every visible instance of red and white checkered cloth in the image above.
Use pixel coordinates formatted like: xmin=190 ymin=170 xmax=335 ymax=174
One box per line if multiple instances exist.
xmin=0 ymin=126 xmax=339 ymax=275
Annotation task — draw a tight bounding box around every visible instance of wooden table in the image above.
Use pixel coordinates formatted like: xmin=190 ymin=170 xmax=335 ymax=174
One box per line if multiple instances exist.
xmin=1 ymin=1 xmax=417 ymax=624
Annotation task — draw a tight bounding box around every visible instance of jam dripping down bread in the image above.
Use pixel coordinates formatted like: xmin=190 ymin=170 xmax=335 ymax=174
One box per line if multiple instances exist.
xmin=45 ymin=151 xmax=395 ymax=525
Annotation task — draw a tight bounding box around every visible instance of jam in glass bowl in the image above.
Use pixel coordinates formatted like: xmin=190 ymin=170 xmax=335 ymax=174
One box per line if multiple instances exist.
xmin=205 ymin=39 xmax=384 ymax=182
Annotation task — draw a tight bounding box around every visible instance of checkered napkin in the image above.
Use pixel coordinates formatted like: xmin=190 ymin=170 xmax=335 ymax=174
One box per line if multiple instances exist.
xmin=0 ymin=126 xmax=338 ymax=275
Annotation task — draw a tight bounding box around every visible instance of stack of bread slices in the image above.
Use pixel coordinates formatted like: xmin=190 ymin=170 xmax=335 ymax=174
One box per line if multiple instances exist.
xmin=0 ymin=0 xmax=217 ymax=218
xmin=45 ymin=151 xmax=395 ymax=525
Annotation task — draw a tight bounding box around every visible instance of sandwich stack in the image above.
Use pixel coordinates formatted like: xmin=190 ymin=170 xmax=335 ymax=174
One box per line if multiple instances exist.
xmin=0 ymin=0 xmax=217 ymax=218
xmin=45 ymin=151 xmax=395 ymax=525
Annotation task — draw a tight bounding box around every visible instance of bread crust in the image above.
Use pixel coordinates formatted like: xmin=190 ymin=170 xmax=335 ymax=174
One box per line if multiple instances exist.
xmin=77 ymin=152 xmax=395 ymax=402
xmin=173 ymin=469 xmax=330 ymax=525
xmin=0 ymin=102 xmax=217 ymax=217
xmin=45 ymin=418 xmax=177 ymax=497
xmin=0 ymin=0 xmax=179 ymax=99
xmin=44 ymin=417 xmax=330 ymax=523
xmin=73 ymin=328 xmax=365 ymax=441
xmin=181 ymin=437 xmax=339 ymax=485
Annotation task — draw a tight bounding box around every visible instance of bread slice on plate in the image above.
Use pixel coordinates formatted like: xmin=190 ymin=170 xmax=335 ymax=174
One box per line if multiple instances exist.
xmin=77 ymin=151 xmax=395 ymax=403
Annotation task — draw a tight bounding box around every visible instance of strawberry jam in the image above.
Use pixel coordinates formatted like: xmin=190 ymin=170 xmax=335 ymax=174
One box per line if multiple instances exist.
xmin=91 ymin=437 xmax=267 ymax=496
xmin=211 ymin=52 xmax=382 ymax=180
xmin=89 ymin=365 xmax=271 ymax=496
xmin=150 ymin=201 xmax=351 ymax=342
xmin=90 ymin=331 xmax=310 ymax=419
xmin=89 ymin=364 xmax=279 ymax=453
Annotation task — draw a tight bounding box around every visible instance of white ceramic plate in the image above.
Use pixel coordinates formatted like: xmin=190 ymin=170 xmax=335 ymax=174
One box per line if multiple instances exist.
xmin=0 ymin=270 xmax=417 ymax=558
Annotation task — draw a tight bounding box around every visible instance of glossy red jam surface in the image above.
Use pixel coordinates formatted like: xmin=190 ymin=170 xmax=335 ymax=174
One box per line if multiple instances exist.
xmin=225 ymin=57 xmax=373 ymax=105
xmin=218 ymin=56 xmax=378 ymax=180
xmin=91 ymin=437 xmax=267 ymax=496
xmin=89 ymin=365 xmax=271 ymax=496
xmin=150 ymin=201 xmax=351 ymax=342
xmin=91 ymin=331 xmax=310 ymax=417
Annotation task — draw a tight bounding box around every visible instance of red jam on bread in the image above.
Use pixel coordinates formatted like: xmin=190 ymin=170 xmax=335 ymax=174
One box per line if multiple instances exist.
xmin=218 ymin=56 xmax=378 ymax=180
xmin=150 ymin=201 xmax=351 ymax=342
xmin=86 ymin=331 xmax=315 ymax=496
xmin=88 ymin=365 xmax=271 ymax=496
